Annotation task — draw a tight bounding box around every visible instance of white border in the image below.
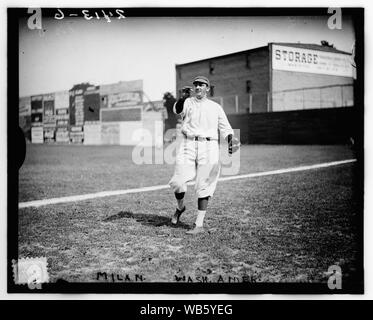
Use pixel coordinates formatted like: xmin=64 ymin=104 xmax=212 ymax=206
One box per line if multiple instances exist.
xmin=1 ymin=0 xmax=371 ymax=301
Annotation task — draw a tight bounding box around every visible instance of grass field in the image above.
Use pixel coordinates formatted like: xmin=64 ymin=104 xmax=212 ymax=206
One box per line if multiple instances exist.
xmin=18 ymin=144 xmax=361 ymax=286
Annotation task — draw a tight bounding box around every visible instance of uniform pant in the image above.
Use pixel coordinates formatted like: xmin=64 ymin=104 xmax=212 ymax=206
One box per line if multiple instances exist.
xmin=169 ymin=137 xmax=221 ymax=198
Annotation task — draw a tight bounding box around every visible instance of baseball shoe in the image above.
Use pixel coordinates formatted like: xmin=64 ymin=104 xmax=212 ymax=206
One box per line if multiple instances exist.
xmin=186 ymin=225 xmax=205 ymax=235
xmin=171 ymin=206 xmax=186 ymax=225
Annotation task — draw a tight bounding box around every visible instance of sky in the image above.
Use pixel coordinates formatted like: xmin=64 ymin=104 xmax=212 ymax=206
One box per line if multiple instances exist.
xmin=19 ymin=13 xmax=355 ymax=101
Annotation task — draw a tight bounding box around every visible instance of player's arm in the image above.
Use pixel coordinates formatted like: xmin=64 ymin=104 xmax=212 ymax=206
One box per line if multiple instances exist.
xmin=173 ymin=86 xmax=192 ymax=114
xmin=217 ymin=106 xmax=240 ymax=155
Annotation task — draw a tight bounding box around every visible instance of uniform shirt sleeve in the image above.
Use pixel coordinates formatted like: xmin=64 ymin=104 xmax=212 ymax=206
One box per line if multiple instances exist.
xmin=217 ymin=104 xmax=234 ymax=139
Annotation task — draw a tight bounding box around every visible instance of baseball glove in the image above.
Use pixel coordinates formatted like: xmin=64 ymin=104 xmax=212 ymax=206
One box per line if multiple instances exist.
xmin=175 ymin=86 xmax=193 ymax=114
xmin=228 ymin=136 xmax=241 ymax=155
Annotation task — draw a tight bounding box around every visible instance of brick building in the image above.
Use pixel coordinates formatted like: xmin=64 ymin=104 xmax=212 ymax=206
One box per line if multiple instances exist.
xmin=175 ymin=42 xmax=355 ymax=115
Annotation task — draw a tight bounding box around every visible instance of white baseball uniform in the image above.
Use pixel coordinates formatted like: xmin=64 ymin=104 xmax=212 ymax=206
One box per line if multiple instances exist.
xmin=169 ymin=96 xmax=233 ymax=198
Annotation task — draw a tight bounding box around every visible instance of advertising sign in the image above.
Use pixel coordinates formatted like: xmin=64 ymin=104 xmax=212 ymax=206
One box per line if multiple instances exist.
xmin=56 ymin=128 xmax=69 ymax=143
xmin=43 ymin=94 xmax=56 ymax=128
xmin=272 ymin=44 xmax=355 ymax=78
xmin=19 ymin=97 xmax=31 ymax=116
xmin=56 ymin=108 xmax=69 ymax=127
xmin=31 ymin=126 xmax=43 ymax=143
xmin=74 ymin=95 xmax=84 ymax=126
xmin=31 ymin=113 xmax=43 ymax=126
xmin=69 ymin=126 xmax=84 ymax=143
xmin=55 ymin=90 xmax=69 ymax=110
xmin=31 ymin=95 xmax=43 ymax=114
xmin=99 ymin=80 xmax=143 ymax=96
xmin=101 ymin=106 xmax=142 ymax=122
xmin=69 ymin=88 xmax=84 ymax=126
xmin=84 ymin=122 xmax=101 ymax=145
xmin=101 ymin=123 xmax=120 ymax=145
xmin=44 ymin=128 xmax=55 ymax=143
xmin=108 ymin=91 xmax=142 ymax=108
xmin=84 ymin=86 xmax=101 ymax=121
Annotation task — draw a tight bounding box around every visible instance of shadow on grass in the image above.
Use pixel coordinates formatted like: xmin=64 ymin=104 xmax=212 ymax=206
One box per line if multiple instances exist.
xmin=103 ymin=211 xmax=190 ymax=230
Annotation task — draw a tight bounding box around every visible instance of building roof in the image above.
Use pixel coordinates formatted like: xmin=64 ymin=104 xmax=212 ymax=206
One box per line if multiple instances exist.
xmin=176 ymin=42 xmax=351 ymax=67
xmin=270 ymin=42 xmax=351 ymax=55
xmin=176 ymin=46 xmax=268 ymax=67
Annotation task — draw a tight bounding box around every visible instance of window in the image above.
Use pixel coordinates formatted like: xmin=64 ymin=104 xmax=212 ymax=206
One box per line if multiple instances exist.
xmin=246 ymin=55 xmax=251 ymax=69
xmin=246 ymin=80 xmax=252 ymax=93
xmin=101 ymin=96 xmax=107 ymax=107
xmin=209 ymin=61 xmax=215 ymax=75
xmin=210 ymin=85 xmax=215 ymax=97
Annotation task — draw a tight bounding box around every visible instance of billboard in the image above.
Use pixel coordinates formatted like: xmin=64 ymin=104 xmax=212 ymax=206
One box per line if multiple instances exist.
xmin=143 ymin=100 xmax=164 ymax=112
xmin=19 ymin=97 xmax=31 ymax=116
xmin=31 ymin=126 xmax=43 ymax=143
xmin=272 ymin=44 xmax=355 ymax=78
xmin=101 ymin=123 xmax=120 ymax=145
xmin=142 ymin=111 xmax=164 ymax=147
xmin=69 ymin=125 xmax=84 ymax=143
xmin=31 ymin=113 xmax=43 ymax=126
xmin=108 ymin=91 xmax=142 ymax=108
xmin=84 ymin=86 xmax=101 ymax=121
xmin=74 ymin=95 xmax=84 ymax=126
xmin=56 ymin=108 xmax=69 ymax=127
xmin=44 ymin=128 xmax=55 ymax=143
xmin=56 ymin=128 xmax=69 ymax=143
xmin=43 ymin=94 xmax=56 ymax=128
xmin=31 ymin=95 xmax=43 ymax=113
xmin=100 ymin=95 xmax=108 ymax=109
xmin=55 ymin=90 xmax=69 ymax=110
xmin=69 ymin=88 xmax=85 ymax=126
xmin=118 ymin=122 xmax=143 ymax=146
xmin=101 ymin=106 xmax=142 ymax=122
xmin=99 ymin=80 xmax=143 ymax=96
xmin=84 ymin=122 xmax=101 ymax=145
xmin=19 ymin=115 xmax=31 ymax=139
xmin=99 ymin=80 xmax=143 ymax=108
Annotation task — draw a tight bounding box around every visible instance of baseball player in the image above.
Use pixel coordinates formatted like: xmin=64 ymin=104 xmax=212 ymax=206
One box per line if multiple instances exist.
xmin=169 ymin=75 xmax=240 ymax=235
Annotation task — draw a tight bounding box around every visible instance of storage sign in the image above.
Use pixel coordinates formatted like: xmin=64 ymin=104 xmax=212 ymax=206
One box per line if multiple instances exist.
xmin=272 ymin=44 xmax=355 ymax=78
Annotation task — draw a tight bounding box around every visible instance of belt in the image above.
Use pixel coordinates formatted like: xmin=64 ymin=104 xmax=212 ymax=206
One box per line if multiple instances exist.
xmin=182 ymin=131 xmax=212 ymax=141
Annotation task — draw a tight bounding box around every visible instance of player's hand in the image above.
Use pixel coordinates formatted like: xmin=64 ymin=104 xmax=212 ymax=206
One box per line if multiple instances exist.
xmin=181 ymin=86 xmax=193 ymax=99
xmin=229 ymin=137 xmax=240 ymax=155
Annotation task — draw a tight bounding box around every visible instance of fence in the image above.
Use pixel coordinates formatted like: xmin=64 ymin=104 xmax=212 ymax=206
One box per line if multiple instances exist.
xmin=211 ymin=94 xmax=266 ymax=114
xmin=210 ymin=84 xmax=354 ymax=114
xmin=246 ymin=107 xmax=358 ymax=145
xmin=272 ymin=84 xmax=354 ymax=112
xmin=210 ymin=95 xmax=242 ymax=114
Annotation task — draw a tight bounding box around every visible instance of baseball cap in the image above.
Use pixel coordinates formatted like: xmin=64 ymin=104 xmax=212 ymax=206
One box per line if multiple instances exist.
xmin=192 ymin=76 xmax=210 ymax=87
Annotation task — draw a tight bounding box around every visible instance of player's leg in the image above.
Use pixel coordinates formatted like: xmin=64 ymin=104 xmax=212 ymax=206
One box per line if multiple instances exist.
xmin=185 ymin=165 xmax=219 ymax=234
xmin=175 ymin=192 xmax=185 ymax=211
xmin=187 ymin=141 xmax=220 ymax=234
xmin=169 ymin=163 xmax=195 ymax=224
xmin=195 ymin=195 xmax=210 ymax=227
xmin=171 ymin=191 xmax=186 ymax=225
xmin=169 ymin=139 xmax=197 ymax=224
